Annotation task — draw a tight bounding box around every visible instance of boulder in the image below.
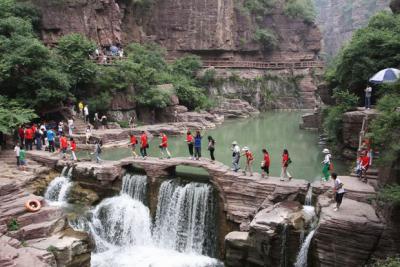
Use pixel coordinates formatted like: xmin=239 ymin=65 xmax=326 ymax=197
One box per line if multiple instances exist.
xmin=390 ymin=0 xmax=400 ymax=13
xmin=312 ymin=195 xmax=384 ymax=267
xmin=212 ymin=98 xmax=259 ymax=119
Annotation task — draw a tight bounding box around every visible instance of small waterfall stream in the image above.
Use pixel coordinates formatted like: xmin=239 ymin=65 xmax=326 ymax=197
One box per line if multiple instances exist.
xmin=294 ymin=185 xmax=318 ymax=267
xmin=84 ymin=175 xmax=221 ymax=267
xmin=44 ymin=166 xmax=73 ymax=205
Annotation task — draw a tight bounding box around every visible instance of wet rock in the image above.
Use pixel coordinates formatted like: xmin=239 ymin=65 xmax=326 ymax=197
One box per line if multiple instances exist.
xmin=68 ymin=183 xmax=100 ymax=205
xmin=312 ymin=195 xmax=384 ymax=267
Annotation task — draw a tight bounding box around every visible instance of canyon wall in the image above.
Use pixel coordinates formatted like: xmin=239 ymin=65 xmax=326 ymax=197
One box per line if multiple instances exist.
xmin=314 ymin=0 xmax=391 ymax=59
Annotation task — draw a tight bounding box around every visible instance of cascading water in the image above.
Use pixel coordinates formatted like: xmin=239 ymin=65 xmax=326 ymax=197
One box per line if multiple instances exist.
xmin=86 ymin=175 xmax=221 ymax=267
xmin=280 ymin=224 xmax=288 ymax=267
xmin=294 ymin=185 xmax=318 ymax=267
xmin=153 ymin=180 xmax=217 ymax=256
xmin=44 ymin=166 xmax=73 ymax=205
xmin=121 ymin=173 xmax=147 ymax=203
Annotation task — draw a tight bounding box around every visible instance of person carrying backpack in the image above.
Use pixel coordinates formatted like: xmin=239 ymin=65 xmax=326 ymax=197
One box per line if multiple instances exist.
xmin=280 ymin=149 xmax=292 ymax=181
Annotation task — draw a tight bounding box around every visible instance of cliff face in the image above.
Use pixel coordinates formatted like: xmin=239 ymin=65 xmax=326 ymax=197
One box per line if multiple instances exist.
xmin=314 ymin=0 xmax=391 ymax=58
xmin=34 ymin=0 xmax=321 ymax=62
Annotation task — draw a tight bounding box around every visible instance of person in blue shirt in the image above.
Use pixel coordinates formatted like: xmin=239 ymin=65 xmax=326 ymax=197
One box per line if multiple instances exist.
xmin=47 ymin=129 xmax=55 ymax=153
xmin=194 ymin=130 xmax=202 ymax=160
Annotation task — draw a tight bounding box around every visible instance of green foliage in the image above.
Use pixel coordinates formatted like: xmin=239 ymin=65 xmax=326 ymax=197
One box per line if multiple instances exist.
xmin=174 ymin=78 xmax=211 ymax=110
xmin=199 ymin=69 xmax=218 ymax=86
xmin=242 ymin=0 xmax=276 ymax=15
xmin=86 ymin=91 xmax=111 ymax=112
xmin=117 ymin=120 xmax=130 ymax=128
xmin=56 ymin=33 xmax=97 ymax=92
xmin=136 ymin=87 xmax=172 ymax=109
xmin=378 ymin=185 xmax=400 ymax=205
xmin=369 ymin=83 xmax=400 ymax=163
xmin=323 ymin=90 xmax=359 ymax=143
xmin=284 ymin=0 xmax=316 ymax=23
xmin=126 ymin=43 xmax=167 ymax=71
xmin=253 ymin=28 xmax=278 ymax=51
xmin=326 ymin=11 xmax=400 ymax=97
xmin=7 ymin=218 xmax=20 ymax=231
xmin=171 ymin=55 xmax=202 ymax=78
xmin=46 ymin=245 xmax=57 ymax=253
xmin=372 ymin=256 xmax=400 ymax=267
xmin=0 ymin=96 xmax=38 ymax=134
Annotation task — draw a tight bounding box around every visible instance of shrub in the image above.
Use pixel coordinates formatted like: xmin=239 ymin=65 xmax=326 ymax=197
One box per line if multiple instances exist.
xmin=117 ymin=120 xmax=130 ymax=128
xmin=7 ymin=218 xmax=20 ymax=231
xmin=136 ymin=87 xmax=172 ymax=109
xmin=253 ymin=28 xmax=278 ymax=51
xmin=243 ymin=0 xmax=276 ymax=15
xmin=171 ymin=55 xmax=202 ymax=78
xmin=174 ymin=79 xmax=211 ymax=110
xmin=284 ymin=0 xmax=316 ymax=23
xmin=378 ymin=185 xmax=400 ymax=205
xmin=46 ymin=245 xmax=57 ymax=253
xmin=323 ymin=89 xmax=358 ymax=143
xmin=372 ymin=256 xmax=400 ymax=267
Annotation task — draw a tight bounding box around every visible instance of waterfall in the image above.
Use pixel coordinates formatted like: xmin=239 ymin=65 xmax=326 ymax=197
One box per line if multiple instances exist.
xmin=121 ymin=174 xmax=147 ymax=203
xmin=88 ymin=177 xmax=221 ymax=267
xmin=153 ymin=180 xmax=217 ymax=256
xmin=294 ymin=230 xmax=316 ymax=267
xmin=280 ymin=224 xmax=288 ymax=267
xmin=44 ymin=166 xmax=73 ymax=205
xmin=294 ymin=185 xmax=318 ymax=267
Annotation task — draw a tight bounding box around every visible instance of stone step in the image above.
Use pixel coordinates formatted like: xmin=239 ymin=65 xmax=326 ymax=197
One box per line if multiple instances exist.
xmin=17 ymin=207 xmax=64 ymax=228
xmin=350 ymin=173 xmax=378 ymax=180
xmin=14 ymin=218 xmax=66 ymax=241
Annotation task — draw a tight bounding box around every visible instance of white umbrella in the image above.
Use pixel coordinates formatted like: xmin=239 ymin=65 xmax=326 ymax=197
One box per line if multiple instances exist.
xmin=369 ymin=68 xmax=400 ymax=84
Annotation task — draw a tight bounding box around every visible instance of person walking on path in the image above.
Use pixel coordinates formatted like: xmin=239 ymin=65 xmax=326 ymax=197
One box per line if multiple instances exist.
xmin=24 ymin=125 xmax=33 ymax=151
xmin=365 ymin=85 xmax=372 ymax=109
xmin=280 ymin=149 xmax=292 ymax=181
xmin=242 ymin=147 xmax=254 ymax=176
xmin=19 ymin=147 xmax=26 ymax=171
xmin=78 ymin=101 xmax=84 ymax=118
xmin=58 ymin=122 xmax=64 ymax=136
xmin=60 ymin=134 xmax=68 ymax=159
xmin=231 ymin=141 xmax=241 ymax=172
xmin=194 ymin=131 xmax=202 ymax=160
xmin=14 ymin=143 xmax=20 ymax=169
xmin=159 ymin=132 xmax=171 ymax=159
xmin=18 ymin=125 xmax=25 ymax=146
xmin=68 ymin=118 xmax=74 ymax=136
xmin=84 ymin=105 xmax=89 ymax=123
xmin=94 ymin=140 xmax=102 ymax=163
xmin=69 ymin=138 xmax=77 ymax=161
xmin=321 ymin=148 xmax=332 ymax=181
xmin=101 ymin=115 xmax=108 ymax=130
xmin=129 ymin=134 xmax=138 ymax=158
xmin=35 ymin=127 xmax=42 ymax=150
xmin=40 ymin=123 xmax=47 ymax=146
xmin=332 ymin=172 xmax=345 ymax=211
xmin=261 ymin=149 xmax=270 ymax=178
xmin=208 ymin=136 xmax=216 ymax=162
xmin=140 ymin=131 xmax=148 ymax=159
xmin=85 ymin=125 xmax=92 ymax=144
xmin=359 ymin=150 xmax=370 ymax=183
xmin=47 ymin=128 xmax=55 ymax=152
xmin=186 ymin=131 xmax=194 ymax=160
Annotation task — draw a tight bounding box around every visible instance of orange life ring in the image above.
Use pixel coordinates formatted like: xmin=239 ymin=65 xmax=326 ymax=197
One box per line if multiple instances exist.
xmin=25 ymin=199 xmax=41 ymax=212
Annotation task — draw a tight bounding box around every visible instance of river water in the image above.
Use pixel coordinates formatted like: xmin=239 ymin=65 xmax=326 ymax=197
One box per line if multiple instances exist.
xmin=80 ymin=111 xmax=348 ymax=181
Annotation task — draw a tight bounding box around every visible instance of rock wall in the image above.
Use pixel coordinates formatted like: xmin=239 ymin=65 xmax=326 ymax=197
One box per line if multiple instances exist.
xmin=314 ymin=0 xmax=391 ymax=58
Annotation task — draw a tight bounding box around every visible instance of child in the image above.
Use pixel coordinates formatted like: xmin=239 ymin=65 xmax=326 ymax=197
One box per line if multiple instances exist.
xmin=261 ymin=149 xmax=270 ymax=178
xmin=19 ymin=147 xmax=26 ymax=171
xmin=332 ymin=173 xmax=345 ymax=211
xmin=14 ymin=143 xmax=20 ymax=168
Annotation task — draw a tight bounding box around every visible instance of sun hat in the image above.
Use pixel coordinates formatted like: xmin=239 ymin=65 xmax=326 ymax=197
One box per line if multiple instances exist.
xmin=232 ymin=141 xmax=238 ymax=145
xmin=242 ymin=146 xmax=249 ymax=151
xmin=322 ymin=148 xmax=330 ymax=154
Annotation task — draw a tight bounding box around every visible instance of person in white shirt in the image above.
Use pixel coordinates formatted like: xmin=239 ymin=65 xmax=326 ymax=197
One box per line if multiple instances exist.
xmin=365 ymin=85 xmax=372 ymax=109
xmin=231 ymin=141 xmax=241 ymax=172
xmin=322 ymin=148 xmax=332 ymax=181
xmin=14 ymin=143 xmax=20 ymax=168
xmin=85 ymin=125 xmax=92 ymax=144
xmin=68 ymin=118 xmax=74 ymax=136
xmin=84 ymin=105 xmax=89 ymax=123
xmin=332 ymin=173 xmax=345 ymax=211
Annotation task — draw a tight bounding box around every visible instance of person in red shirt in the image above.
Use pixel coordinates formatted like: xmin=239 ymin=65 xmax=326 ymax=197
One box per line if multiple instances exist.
xmin=140 ymin=131 xmax=148 ymax=159
xmin=129 ymin=134 xmax=138 ymax=158
xmin=359 ymin=150 xmax=370 ymax=183
xmin=69 ymin=137 xmax=77 ymax=161
xmin=186 ymin=131 xmax=194 ymax=160
xmin=60 ymin=134 xmax=68 ymax=159
xmin=18 ymin=125 xmax=25 ymax=146
xmin=261 ymin=149 xmax=270 ymax=178
xmin=159 ymin=132 xmax=171 ymax=159
xmin=280 ymin=149 xmax=292 ymax=181
xmin=241 ymin=147 xmax=254 ymax=176
xmin=24 ymin=125 xmax=34 ymax=150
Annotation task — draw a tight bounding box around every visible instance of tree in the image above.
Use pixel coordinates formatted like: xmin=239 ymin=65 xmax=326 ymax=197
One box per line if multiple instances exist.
xmin=0 ymin=96 xmax=37 ymax=134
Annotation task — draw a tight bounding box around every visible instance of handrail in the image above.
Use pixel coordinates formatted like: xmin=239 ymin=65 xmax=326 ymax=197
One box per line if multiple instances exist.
xmin=93 ymin=56 xmax=324 ymax=69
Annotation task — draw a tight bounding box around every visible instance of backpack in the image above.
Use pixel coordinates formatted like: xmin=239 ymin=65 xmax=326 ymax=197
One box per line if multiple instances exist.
xmin=288 ymin=158 xmax=292 ymax=165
